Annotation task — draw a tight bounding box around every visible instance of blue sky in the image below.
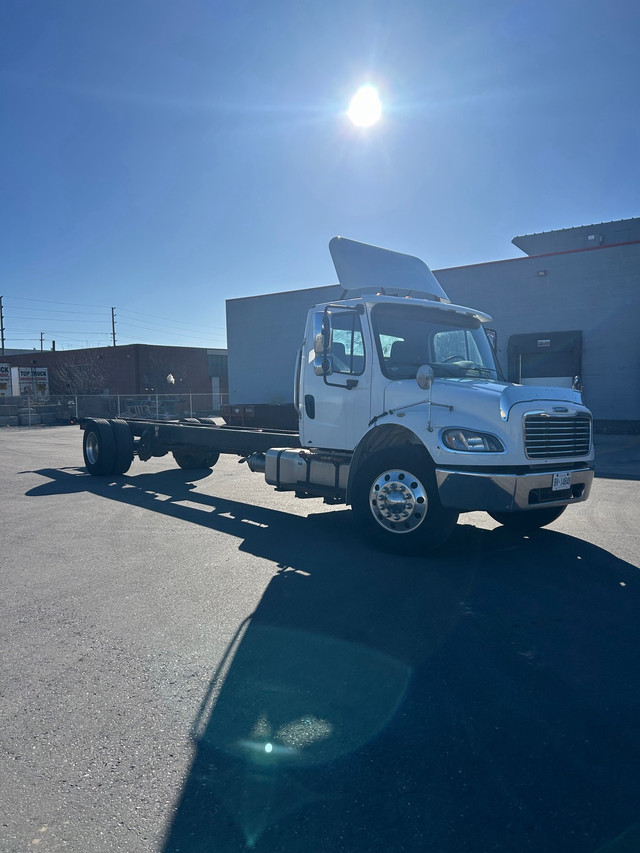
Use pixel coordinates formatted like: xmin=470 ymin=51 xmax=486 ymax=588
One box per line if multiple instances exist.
xmin=1 ymin=0 xmax=639 ymax=350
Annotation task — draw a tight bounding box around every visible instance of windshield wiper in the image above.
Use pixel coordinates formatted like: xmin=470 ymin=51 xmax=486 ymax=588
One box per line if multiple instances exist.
xmin=463 ymin=365 xmax=496 ymax=378
xmin=431 ymin=364 xmax=459 ymax=377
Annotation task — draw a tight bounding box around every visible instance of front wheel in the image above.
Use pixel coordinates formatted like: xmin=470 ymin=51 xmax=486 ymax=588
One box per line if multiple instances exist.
xmin=352 ymin=447 xmax=458 ymax=554
xmin=489 ymin=506 xmax=566 ymax=531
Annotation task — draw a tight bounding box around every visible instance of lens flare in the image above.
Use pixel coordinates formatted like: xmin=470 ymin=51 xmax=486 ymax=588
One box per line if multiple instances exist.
xmin=347 ymin=84 xmax=382 ymax=127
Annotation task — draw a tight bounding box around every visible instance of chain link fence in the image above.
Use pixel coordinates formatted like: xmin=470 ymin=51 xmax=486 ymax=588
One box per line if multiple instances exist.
xmin=0 ymin=393 xmax=229 ymax=427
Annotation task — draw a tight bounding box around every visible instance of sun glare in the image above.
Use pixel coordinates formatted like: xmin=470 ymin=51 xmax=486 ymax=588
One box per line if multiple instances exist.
xmin=347 ymin=84 xmax=382 ymax=127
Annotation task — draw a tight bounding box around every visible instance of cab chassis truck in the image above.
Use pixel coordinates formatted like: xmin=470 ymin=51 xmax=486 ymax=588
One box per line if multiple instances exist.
xmin=80 ymin=238 xmax=595 ymax=554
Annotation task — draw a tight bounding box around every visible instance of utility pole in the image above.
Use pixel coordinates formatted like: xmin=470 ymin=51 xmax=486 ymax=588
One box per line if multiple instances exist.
xmin=111 ymin=307 xmax=116 ymax=346
xmin=0 ymin=295 xmax=5 ymax=356
xmin=40 ymin=332 xmax=44 ymax=351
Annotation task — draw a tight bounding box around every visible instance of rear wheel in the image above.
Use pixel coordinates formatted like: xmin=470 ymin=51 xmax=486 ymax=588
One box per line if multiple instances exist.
xmin=489 ymin=506 xmax=566 ymax=531
xmin=110 ymin=418 xmax=135 ymax=474
xmin=83 ymin=418 xmax=117 ymax=476
xmin=172 ymin=448 xmax=220 ymax=470
xmin=174 ymin=418 xmax=220 ymax=469
xmin=352 ymin=447 xmax=458 ymax=554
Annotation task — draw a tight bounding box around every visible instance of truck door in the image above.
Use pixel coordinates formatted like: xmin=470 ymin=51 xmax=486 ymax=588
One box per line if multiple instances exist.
xmin=299 ymin=307 xmax=371 ymax=451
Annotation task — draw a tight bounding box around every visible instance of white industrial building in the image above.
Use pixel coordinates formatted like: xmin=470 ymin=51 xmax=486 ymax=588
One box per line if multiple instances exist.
xmin=226 ymin=217 xmax=639 ymax=433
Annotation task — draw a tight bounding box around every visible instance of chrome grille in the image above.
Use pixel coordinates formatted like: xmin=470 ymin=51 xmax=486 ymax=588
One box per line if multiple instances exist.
xmin=524 ymin=414 xmax=592 ymax=459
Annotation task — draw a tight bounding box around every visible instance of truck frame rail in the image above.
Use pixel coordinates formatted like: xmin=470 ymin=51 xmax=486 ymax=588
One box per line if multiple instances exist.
xmin=121 ymin=418 xmax=301 ymax=456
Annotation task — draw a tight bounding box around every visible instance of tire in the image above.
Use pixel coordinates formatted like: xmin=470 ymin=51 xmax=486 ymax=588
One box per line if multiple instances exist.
xmin=110 ymin=418 xmax=135 ymax=475
xmin=172 ymin=447 xmax=220 ymax=470
xmin=352 ymin=447 xmax=459 ymax=555
xmin=83 ymin=418 xmax=117 ymax=476
xmin=489 ymin=506 xmax=566 ymax=531
xmin=174 ymin=419 xmax=219 ymax=469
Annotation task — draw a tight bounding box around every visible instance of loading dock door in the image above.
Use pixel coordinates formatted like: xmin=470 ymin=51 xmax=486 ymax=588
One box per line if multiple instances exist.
xmin=507 ymin=330 xmax=582 ymax=388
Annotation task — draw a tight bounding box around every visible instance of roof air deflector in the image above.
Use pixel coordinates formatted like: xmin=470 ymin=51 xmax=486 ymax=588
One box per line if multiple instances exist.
xmin=329 ymin=236 xmax=450 ymax=303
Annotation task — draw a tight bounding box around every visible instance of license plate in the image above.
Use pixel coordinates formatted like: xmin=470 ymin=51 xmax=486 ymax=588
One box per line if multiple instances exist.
xmin=552 ymin=472 xmax=572 ymax=491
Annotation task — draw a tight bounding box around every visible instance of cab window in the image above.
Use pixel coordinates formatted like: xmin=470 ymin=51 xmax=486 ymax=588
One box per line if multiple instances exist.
xmin=330 ymin=311 xmax=365 ymax=375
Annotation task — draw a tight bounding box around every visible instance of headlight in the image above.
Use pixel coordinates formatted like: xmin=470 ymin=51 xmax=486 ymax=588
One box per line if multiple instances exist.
xmin=442 ymin=428 xmax=504 ymax=452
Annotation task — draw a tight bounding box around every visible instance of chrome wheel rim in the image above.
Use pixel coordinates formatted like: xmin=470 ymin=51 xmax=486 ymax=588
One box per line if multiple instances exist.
xmin=85 ymin=432 xmax=99 ymax=465
xmin=369 ymin=468 xmax=428 ymax=534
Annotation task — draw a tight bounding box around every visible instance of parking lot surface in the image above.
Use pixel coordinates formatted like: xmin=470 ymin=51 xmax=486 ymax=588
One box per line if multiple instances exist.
xmin=1 ymin=426 xmax=639 ymax=853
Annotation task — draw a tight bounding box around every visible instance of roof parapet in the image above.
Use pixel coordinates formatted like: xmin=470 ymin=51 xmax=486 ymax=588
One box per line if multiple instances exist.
xmin=512 ymin=217 xmax=640 ymax=256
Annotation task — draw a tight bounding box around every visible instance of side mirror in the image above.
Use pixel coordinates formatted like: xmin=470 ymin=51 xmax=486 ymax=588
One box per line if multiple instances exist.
xmin=314 ymin=356 xmax=334 ymax=376
xmin=314 ymin=315 xmax=331 ymax=354
xmin=416 ymin=364 xmax=434 ymax=390
xmin=572 ymin=375 xmax=583 ymax=392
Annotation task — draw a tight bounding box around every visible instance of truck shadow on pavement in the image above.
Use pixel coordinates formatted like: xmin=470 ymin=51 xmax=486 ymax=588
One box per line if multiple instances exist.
xmin=161 ymin=538 xmax=640 ymax=853
xmin=25 ymin=467 xmax=640 ymax=853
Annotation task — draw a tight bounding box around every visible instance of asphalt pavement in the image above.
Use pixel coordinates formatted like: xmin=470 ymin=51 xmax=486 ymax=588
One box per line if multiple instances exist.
xmin=1 ymin=426 xmax=639 ymax=853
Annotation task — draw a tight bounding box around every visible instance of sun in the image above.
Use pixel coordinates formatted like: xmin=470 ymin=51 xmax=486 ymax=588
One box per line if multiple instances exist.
xmin=347 ymin=84 xmax=382 ymax=127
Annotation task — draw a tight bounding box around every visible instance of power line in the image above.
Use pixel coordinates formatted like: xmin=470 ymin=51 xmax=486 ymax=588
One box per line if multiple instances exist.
xmin=8 ymin=329 xmax=109 ymax=335
xmin=5 ymin=306 xmax=225 ymax=334
xmin=9 ymin=322 xmax=107 ymax=330
xmin=8 ymin=337 xmax=112 ymax=344
xmin=117 ymin=321 xmax=219 ymax=338
xmin=4 ymin=298 xmax=223 ymax=331
xmin=117 ymin=309 xmax=226 ymax=333
xmin=7 ymin=306 xmax=108 ymax=317
xmin=4 ymin=295 xmax=110 ymax=309
xmin=2 ymin=297 xmax=228 ymax=349
xmin=117 ymin=318 xmax=226 ymax=335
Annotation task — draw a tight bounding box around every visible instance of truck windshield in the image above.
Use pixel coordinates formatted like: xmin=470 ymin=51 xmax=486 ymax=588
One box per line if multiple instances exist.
xmin=372 ymin=303 xmax=500 ymax=381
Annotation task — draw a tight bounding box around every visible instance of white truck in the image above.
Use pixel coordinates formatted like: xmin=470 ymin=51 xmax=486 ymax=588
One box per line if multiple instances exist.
xmin=80 ymin=237 xmax=594 ymax=553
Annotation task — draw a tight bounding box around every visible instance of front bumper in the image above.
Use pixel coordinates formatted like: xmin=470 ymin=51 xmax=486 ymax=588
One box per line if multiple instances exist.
xmin=435 ymin=465 xmax=595 ymax=512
